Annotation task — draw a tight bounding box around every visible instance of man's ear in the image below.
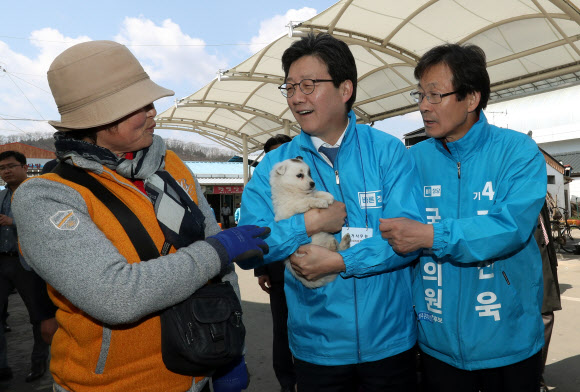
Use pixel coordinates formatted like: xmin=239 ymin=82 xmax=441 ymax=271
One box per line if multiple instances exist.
xmin=340 ymin=80 xmax=354 ymax=104
xmin=467 ymin=91 xmax=481 ymax=113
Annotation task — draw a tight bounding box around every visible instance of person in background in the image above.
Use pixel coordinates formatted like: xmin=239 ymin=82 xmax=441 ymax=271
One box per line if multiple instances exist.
xmin=253 ymin=134 xmax=295 ymax=392
xmin=11 ymin=40 xmax=268 ymax=392
xmin=221 ymin=203 xmax=232 ymax=228
xmin=263 ymin=135 xmax=292 ymax=154
xmin=535 ymin=201 xmax=561 ymax=392
xmin=41 ymin=159 xmax=58 ymax=174
xmin=1 ymin=294 xmax=10 ymax=333
xmin=0 ymin=151 xmax=57 ymax=383
xmin=234 ymin=203 xmax=241 ymax=226
xmin=240 ymin=33 xmax=424 ymax=391
xmin=380 ymin=43 xmax=546 ymax=392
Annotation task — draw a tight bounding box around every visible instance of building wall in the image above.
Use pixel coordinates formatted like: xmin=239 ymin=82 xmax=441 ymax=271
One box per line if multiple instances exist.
xmin=547 ymin=164 xmax=570 ymax=215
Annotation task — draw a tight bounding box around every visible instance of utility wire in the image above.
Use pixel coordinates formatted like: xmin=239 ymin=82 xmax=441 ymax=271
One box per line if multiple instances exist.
xmin=3 ymin=70 xmax=45 ymax=77
xmin=6 ymin=72 xmax=51 ymax=94
xmin=2 ymin=68 xmax=46 ymax=120
xmin=0 ymin=114 xmax=28 ymax=134
xmin=0 ymin=35 xmax=265 ymax=47
xmin=0 ymin=117 xmax=47 ymax=122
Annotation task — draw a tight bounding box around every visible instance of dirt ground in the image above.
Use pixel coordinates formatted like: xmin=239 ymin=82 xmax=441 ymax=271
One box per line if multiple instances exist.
xmin=2 ymin=255 xmax=580 ymax=391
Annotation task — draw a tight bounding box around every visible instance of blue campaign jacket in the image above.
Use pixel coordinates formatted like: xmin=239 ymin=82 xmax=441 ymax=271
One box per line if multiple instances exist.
xmin=411 ymin=112 xmax=546 ymax=370
xmin=239 ymin=111 xmax=425 ymax=365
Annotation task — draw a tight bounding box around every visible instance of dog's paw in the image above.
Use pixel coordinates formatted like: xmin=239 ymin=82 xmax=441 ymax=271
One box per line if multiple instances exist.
xmin=311 ymin=199 xmax=331 ymax=209
xmin=315 ymin=191 xmax=334 ymax=203
xmin=338 ymin=233 xmax=351 ymax=250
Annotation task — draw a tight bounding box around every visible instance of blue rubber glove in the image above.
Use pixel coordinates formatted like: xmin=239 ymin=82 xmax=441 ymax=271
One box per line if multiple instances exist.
xmin=212 ymin=356 xmax=250 ymax=392
xmin=206 ymin=225 xmax=270 ymax=270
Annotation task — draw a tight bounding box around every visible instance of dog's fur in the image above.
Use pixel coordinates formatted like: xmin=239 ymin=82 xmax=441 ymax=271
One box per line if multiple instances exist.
xmin=270 ymin=158 xmax=350 ymax=289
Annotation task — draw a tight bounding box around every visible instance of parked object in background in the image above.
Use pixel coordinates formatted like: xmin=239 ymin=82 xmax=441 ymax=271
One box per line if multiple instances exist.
xmin=550 ymin=206 xmax=579 ymax=254
xmin=566 ymin=218 xmax=580 ymax=228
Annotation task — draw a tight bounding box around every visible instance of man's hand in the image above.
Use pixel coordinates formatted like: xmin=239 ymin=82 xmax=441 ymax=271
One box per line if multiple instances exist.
xmin=40 ymin=317 xmax=58 ymax=345
xmin=257 ymin=275 xmax=272 ymax=294
xmin=0 ymin=214 xmax=13 ymax=226
xmin=304 ymin=201 xmax=346 ymax=236
xmin=289 ymin=244 xmax=345 ymax=281
xmin=379 ymin=217 xmax=433 ymax=254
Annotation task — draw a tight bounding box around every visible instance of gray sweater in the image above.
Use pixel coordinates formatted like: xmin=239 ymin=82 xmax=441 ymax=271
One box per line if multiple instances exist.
xmin=12 ymin=154 xmax=240 ymax=326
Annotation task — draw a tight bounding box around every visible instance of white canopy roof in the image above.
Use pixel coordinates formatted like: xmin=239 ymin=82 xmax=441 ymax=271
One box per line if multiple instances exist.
xmin=157 ymin=0 xmax=580 ymax=154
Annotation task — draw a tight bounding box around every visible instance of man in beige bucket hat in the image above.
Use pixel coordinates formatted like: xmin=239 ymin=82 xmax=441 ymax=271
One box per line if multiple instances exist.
xmin=10 ymin=41 xmax=265 ymax=392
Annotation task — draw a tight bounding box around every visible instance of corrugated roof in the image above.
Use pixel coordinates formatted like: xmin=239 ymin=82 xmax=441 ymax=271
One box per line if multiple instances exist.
xmin=196 ymin=178 xmax=245 ymax=185
xmin=184 ymin=161 xmax=256 ymax=182
xmin=552 ymin=151 xmax=580 ymax=174
xmin=0 ymin=143 xmax=56 ymax=159
xmin=185 ymin=161 xmax=244 ymax=177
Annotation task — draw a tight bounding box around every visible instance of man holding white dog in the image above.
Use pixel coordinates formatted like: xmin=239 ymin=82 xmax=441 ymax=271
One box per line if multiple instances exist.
xmin=239 ymin=33 xmax=424 ymax=391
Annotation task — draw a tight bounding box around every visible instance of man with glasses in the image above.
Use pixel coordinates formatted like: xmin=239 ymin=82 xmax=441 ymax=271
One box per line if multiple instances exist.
xmin=380 ymin=44 xmax=546 ymax=391
xmin=0 ymin=151 xmax=56 ymax=383
xmin=239 ymin=33 xmax=424 ymax=391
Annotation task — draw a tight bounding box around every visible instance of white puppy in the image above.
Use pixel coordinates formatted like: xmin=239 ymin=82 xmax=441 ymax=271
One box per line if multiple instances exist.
xmin=270 ymin=158 xmax=350 ymax=288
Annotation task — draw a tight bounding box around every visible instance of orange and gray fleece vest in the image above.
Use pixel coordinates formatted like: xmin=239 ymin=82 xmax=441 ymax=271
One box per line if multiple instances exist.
xmin=44 ymin=151 xmax=204 ymax=392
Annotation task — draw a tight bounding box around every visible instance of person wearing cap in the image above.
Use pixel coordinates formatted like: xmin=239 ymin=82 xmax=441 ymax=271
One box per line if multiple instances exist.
xmin=11 ymin=40 xmax=269 ymax=392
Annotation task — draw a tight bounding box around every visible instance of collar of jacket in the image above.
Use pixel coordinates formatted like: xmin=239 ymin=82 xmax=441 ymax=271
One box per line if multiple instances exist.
xmin=297 ymin=110 xmax=357 ymax=156
xmin=434 ymin=111 xmax=491 ymax=161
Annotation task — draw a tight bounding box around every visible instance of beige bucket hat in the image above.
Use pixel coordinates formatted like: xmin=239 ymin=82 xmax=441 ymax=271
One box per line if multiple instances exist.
xmin=47 ymin=40 xmax=174 ymax=131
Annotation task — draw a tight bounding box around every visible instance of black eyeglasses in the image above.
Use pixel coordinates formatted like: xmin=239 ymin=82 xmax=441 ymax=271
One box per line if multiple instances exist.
xmin=410 ymin=90 xmax=458 ymax=104
xmin=0 ymin=164 xmax=24 ymax=172
xmin=278 ymin=79 xmax=334 ymax=98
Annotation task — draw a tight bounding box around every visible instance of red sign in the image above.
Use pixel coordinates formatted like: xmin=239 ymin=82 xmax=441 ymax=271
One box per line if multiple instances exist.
xmin=213 ymin=186 xmax=244 ymax=194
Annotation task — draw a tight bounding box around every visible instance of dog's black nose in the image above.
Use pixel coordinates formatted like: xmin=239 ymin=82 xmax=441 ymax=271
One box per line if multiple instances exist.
xmin=309 ymin=181 xmax=315 ymax=188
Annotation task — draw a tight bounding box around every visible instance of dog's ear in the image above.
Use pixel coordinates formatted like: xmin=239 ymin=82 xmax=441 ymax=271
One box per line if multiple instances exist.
xmin=275 ymin=162 xmax=287 ymax=176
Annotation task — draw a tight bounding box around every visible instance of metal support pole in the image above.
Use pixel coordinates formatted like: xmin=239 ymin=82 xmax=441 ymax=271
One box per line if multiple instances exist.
xmin=242 ymin=134 xmax=249 ymax=185
xmin=283 ymin=119 xmax=290 ymax=136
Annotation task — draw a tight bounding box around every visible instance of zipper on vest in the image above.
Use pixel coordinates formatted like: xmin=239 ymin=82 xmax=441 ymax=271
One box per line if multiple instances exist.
xmin=335 ymin=170 xmax=340 ymax=185
xmin=457 ymin=162 xmax=461 ymax=179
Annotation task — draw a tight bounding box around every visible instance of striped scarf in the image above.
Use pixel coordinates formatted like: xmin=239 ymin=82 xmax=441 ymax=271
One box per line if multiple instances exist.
xmin=55 ymin=134 xmax=205 ymax=250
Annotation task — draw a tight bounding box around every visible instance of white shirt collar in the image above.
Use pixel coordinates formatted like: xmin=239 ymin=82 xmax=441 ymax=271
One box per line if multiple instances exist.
xmin=310 ymin=122 xmax=348 ymax=151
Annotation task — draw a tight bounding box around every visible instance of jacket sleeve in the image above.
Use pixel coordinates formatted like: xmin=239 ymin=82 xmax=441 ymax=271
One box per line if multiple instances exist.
xmin=12 ymin=177 xmax=225 ymax=326
xmin=238 ymin=157 xmax=311 ymax=268
xmin=339 ymin=140 xmax=425 ymax=277
xmin=430 ymin=138 xmax=547 ymax=263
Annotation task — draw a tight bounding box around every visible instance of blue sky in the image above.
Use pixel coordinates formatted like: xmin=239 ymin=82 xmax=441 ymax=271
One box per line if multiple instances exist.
xmin=0 ymin=1 xmax=424 ymax=148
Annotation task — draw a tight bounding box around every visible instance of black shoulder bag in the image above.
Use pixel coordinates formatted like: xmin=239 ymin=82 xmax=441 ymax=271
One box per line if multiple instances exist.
xmin=53 ymin=163 xmax=245 ymax=376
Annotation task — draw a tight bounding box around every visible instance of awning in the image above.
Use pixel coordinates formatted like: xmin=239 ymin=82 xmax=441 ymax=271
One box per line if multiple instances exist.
xmin=157 ymin=0 xmax=580 ymax=155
